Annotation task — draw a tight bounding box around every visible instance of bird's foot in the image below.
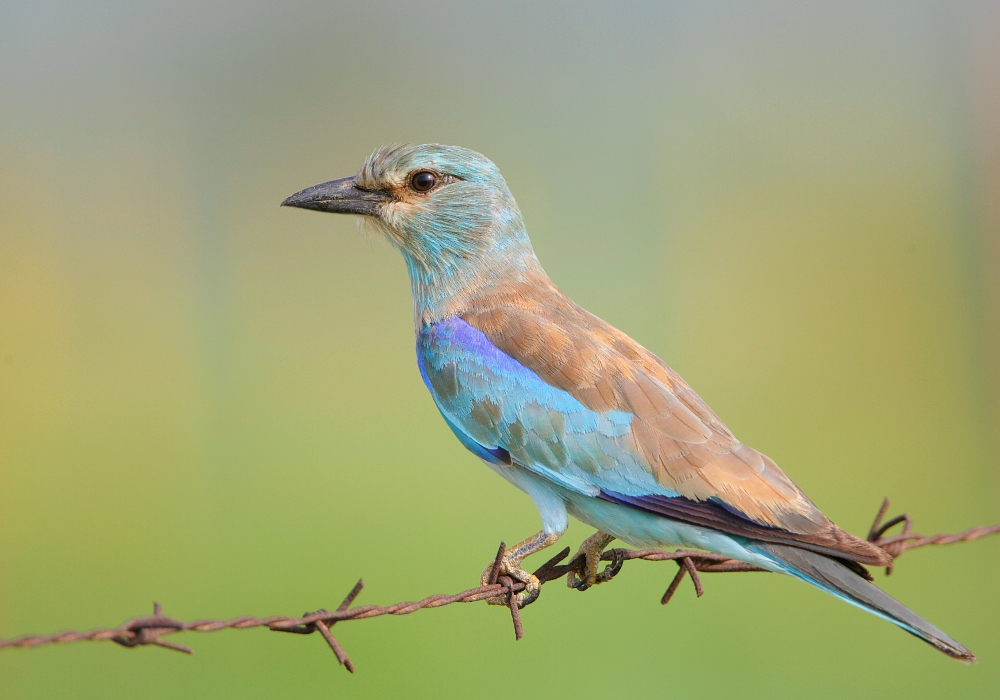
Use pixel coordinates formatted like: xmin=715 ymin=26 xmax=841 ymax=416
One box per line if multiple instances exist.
xmin=481 ymin=558 xmax=541 ymax=608
xmin=480 ymin=532 xmax=561 ymax=608
xmin=567 ymin=531 xmax=620 ymax=591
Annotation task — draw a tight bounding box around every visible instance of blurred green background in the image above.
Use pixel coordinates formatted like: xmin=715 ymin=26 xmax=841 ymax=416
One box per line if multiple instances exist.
xmin=2 ymin=2 xmax=998 ymax=697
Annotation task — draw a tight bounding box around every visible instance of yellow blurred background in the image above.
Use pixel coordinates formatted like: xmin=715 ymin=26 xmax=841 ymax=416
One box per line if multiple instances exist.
xmin=2 ymin=2 xmax=998 ymax=697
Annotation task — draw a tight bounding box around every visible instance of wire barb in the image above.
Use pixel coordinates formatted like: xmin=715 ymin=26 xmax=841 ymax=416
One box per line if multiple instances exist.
xmin=271 ymin=578 xmax=366 ymax=672
xmin=1 ymin=500 xmax=996 ymax=667
xmin=487 ymin=541 xmax=506 ymax=586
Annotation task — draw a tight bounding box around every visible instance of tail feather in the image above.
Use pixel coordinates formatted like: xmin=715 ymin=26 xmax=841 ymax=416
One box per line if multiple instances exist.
xmin=751 ymin=542 xmax=974 ymax=663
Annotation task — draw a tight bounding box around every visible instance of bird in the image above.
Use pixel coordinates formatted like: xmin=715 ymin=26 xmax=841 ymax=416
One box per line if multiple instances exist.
xmin=282 ymin=143 xmax=973 ymax=662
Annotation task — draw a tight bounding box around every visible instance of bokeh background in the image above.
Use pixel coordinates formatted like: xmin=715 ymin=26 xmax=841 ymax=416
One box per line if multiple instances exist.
xmin=2 ymin=2 xmax=999 ymax=697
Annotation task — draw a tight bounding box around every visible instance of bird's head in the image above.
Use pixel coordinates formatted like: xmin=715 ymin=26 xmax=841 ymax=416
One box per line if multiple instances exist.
xmin=282 ymin=144 xmax=540 ymax=312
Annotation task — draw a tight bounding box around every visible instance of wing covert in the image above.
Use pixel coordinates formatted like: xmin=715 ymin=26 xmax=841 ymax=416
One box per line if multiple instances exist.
xmin=419 ymin=302 xmax=889 ymax=566
xmin=457 ymin=274 xmax=829 ymax=534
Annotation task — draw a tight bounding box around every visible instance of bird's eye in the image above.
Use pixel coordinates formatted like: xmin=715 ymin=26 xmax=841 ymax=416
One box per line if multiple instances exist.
xmin=411 ymin=171 xmax=437 ymax=192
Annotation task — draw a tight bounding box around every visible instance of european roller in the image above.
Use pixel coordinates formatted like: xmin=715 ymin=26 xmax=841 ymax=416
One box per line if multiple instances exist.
xmin=282 ymin=144 xmax=973 ymax=661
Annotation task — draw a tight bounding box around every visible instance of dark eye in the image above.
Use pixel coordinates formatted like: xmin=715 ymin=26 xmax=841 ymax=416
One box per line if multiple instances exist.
xmin=411 ymin=170 xmax=437 ymax=192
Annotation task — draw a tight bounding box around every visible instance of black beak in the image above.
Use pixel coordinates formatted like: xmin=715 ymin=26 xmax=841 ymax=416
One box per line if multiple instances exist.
xmin=281 ymin=176 xmax=392 ymax=217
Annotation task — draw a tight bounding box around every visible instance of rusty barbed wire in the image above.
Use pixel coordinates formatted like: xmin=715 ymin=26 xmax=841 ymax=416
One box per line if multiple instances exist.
xmin=1 ymin=498 xmax=996 ymax=671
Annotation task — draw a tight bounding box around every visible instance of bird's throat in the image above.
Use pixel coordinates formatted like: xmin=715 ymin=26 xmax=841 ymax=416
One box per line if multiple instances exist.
xmin=404 ymin=246 xmax=545 ymax=329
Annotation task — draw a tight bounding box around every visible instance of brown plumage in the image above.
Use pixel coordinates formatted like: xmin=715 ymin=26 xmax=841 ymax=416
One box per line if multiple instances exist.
xmin=456 ymin=270 xmax=890 ymax=567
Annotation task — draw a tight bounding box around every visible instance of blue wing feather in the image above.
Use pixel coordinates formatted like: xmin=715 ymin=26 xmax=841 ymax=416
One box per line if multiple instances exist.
xmin=417 ymin=317 xmax=678 ymax=499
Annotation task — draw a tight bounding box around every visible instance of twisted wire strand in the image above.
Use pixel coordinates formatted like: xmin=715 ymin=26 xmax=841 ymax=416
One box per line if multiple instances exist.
xmin=1 ymin=499 xmax=996 ymax=670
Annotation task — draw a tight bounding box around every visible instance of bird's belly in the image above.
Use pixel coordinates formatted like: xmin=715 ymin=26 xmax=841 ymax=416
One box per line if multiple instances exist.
xmin=479 ymin=456 xmax=779 ymax=572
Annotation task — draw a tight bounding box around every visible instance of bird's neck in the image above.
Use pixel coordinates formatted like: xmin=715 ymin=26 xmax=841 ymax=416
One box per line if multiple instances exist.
xmin=404 ymin=240 xmax=545 ymax=329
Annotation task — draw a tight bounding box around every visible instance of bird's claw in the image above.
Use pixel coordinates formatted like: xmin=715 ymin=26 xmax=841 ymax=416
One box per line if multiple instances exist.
xmin=567 ymin=532 xmax=621 ymax=591
xmin=481 ymin=557 xmax=541 ymax=609
xmin=599 ymin=548 xmax=626 ymax=581
xmin=568 ymin=549 xmax=625 ymax=591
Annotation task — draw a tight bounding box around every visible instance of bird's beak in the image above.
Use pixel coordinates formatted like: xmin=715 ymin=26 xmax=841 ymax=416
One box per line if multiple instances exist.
xmin=281 ymin=176 xmax=392 ymax=217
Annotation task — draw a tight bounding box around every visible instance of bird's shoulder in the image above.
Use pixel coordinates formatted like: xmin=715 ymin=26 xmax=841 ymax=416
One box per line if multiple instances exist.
xmin=458 ymin=274 xmax=742 ymax=453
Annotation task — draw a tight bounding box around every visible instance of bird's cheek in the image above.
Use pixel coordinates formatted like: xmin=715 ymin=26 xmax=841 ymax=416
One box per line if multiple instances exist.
xmin=380 ymin=201 xmax=408 ymax=229
xmin=371 ymin=203 xmax=415 ymax=250
xmin=383 ymin=201 xmax=435 ymax=238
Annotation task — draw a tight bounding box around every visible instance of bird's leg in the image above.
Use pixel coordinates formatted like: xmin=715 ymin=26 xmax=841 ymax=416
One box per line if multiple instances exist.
xmin=567 ymin=530 xmax=618 ymax=591
xmin=481 ymin=531 xmax=562 ymax=608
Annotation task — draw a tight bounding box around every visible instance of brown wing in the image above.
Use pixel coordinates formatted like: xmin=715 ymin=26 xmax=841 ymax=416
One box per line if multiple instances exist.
xmin=458 ymin=271 xmax=889 ymax=566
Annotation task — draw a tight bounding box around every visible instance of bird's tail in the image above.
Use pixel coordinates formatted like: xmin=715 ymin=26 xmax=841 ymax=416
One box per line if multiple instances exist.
xmin=750 ymin=542 xmax=974 ymax=663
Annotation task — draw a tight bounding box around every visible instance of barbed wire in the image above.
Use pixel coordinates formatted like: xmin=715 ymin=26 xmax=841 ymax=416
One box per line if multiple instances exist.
xmin=1 ymin=498 xmax=996 ymax=672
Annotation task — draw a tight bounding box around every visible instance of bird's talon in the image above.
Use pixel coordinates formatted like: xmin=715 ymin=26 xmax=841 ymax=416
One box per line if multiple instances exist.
xmin=567 ymin=565 xmax=585 ymax=590
xmin=596 ymin=548 xmax=626 ymax=584
xmin=481 ymin=557 xmax=541 ymax=608
xmin=566 ymin=531 xmax=616 ymax=591
xmin=515 ymin=582 xmax=541 ymax=608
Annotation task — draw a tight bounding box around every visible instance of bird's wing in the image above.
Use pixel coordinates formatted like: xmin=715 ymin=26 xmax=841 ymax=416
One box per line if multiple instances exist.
xmin=419 ymin=315 xmax=640 ymax=497
xmin=427 ymin=278 xmax=889 ymax=566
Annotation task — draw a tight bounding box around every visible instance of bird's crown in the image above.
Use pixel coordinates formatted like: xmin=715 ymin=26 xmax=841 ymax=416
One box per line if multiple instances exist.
xmin=355 ymin=143 xmax=506 ymax=191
